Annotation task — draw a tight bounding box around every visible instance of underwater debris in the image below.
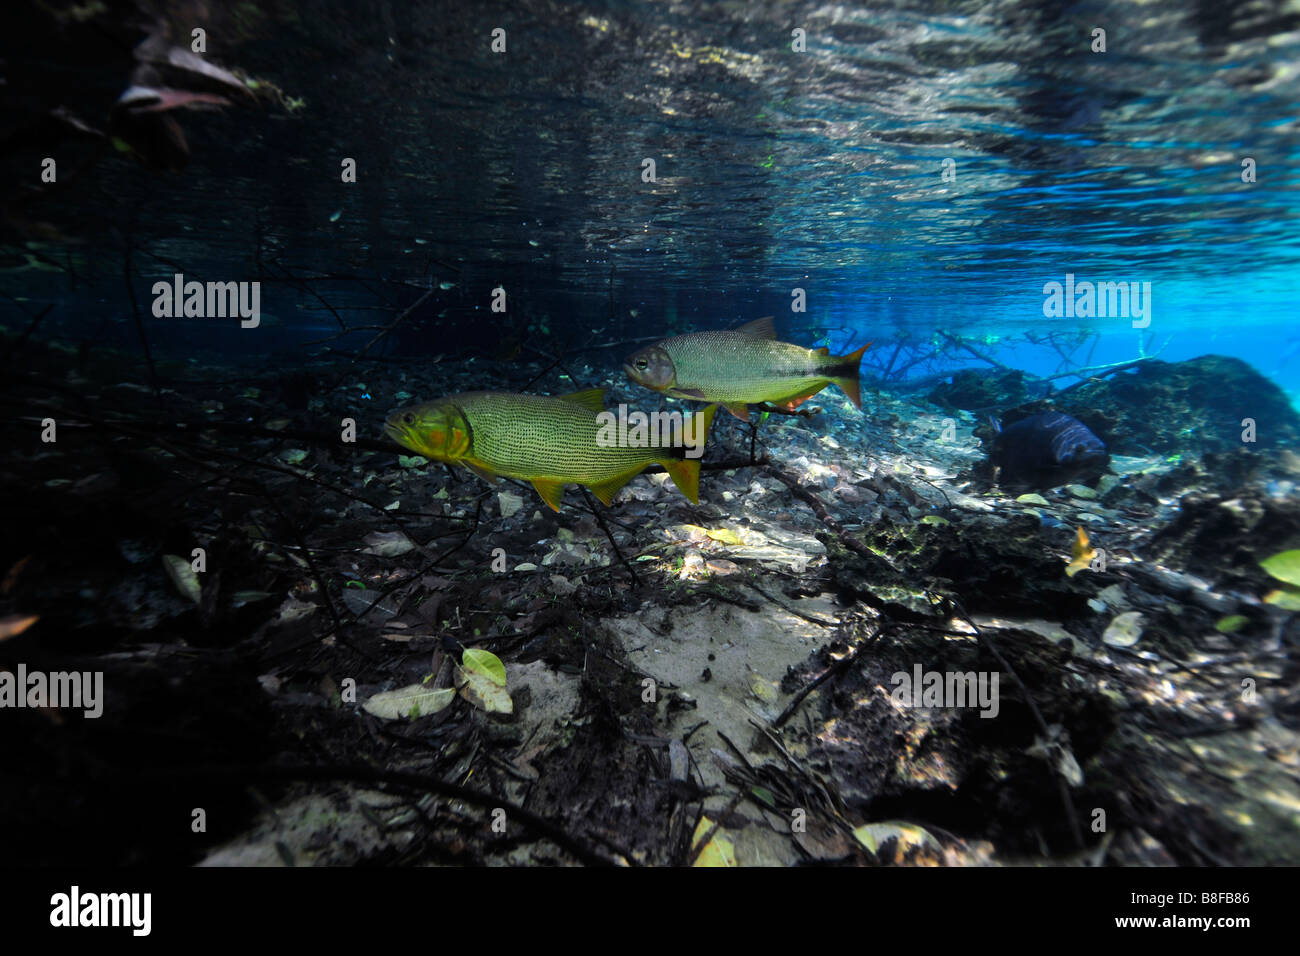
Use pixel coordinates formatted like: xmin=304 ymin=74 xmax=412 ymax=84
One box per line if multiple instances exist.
xmin=160 ymin=553 xmax=201 ymax=605
xmin=1260 ymin=549 xmax=1300 ymax=610
xmin=690 ymin=816 xmax=738 ymax=867
xmin=1101 ymin=611 xmax=1145 ymax=648
xmin=1065 ymin=527 xmax=1098 ymax=578
xmin=0 ymin=614 xmax=40 ymax=642
xmin=456 ymin=648 xmax=513 ymax=715
xmin=362 ymin=684 xmax=455 ymax=720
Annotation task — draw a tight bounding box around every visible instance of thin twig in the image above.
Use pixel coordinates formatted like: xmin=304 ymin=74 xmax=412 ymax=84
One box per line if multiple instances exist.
xmin=942 ymin=595 xmax=1085 ymax=851
xmin=581 ymin=488 xmax=640 ymax=588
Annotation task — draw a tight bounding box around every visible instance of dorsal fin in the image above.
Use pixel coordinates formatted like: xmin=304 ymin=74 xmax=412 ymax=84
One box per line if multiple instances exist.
xmin=555 ymin=388 xmax=607 ymax=412
xmin=734 ymin=316 xmax=777 ymax=339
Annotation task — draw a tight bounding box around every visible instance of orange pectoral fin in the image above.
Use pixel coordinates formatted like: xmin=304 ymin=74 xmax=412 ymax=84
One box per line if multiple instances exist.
xmin=530 ymin=478 xmax=566 ymax=512
xmin=773 ymin=386 xmax=829 ymax=411
xmin=724 ymin=403 xmax=751 ymax=421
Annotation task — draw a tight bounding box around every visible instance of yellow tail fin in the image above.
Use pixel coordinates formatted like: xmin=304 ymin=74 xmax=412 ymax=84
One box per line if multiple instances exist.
xmin=832 ymin=341 xmax=871 ymax=410
xmin=657 ymin=404 xmax=716 ymax=503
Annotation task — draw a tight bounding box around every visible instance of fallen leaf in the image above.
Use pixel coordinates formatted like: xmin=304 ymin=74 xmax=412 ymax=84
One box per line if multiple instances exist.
xmin=162 ymin=554 xmax=201 ymax=604
xmin=362 ymin=530 xmax=415 ymax=557
xmin=362 ymin=684 xmax=455 ymax=719
xmin=2 ymin=555 xmax=32 ymax=594
xmin=852 ymin=820 xmax=940 ymax=857
xmin=703 ymin=527 xmax=746 ymax=546
xmin=1102 ymin=610 xmax=1144 ymax=647
xmin=1260 ymin=549 xmax=1300 ymax=587
xmin=1064 ymin=526 xmax=1096 ymax=578
xmin=341 ymin=589 xmax=401 ymax=619
xmin=1263 ymin=586 xmax=1300 ymax=611
xmin=455 ymin=665 xmax=513 ymax=714
xmin=691 ymin=816 xmax=737 ymax=867
xmin=0 ymin=614 xmax=39 ymax=641
xmin=462 ymin=648 xmax=507 ymax=686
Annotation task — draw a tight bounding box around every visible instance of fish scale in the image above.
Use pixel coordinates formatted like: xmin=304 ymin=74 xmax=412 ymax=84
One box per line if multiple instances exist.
xmin=384 ymin=389 xmax=716 ymax=511
xmin=663 ymin=332 xmax=835 ymax=404
xmin=623 ymin=316 xmax=870 ymax=419
xmin=455 ymin=392 xmax=671 ymax=482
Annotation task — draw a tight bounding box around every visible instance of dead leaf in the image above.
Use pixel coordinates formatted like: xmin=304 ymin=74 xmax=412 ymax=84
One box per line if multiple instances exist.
xmin=361 ymin=530 xmax=415 ymax=557
xmin=1064 ymin=526 xmax=1096 ymax=577
xmin=455 ymin=665 xmax=513 ymax=714
xmin=0 ymin=614 xmax=39 ymax=641
xmin=162 ymin=554 xmax=201 ymax=604
xmin=691 ymin=816 xmax=737 ymax=867
xmin=852 ymin=820 xmax=940 ymax=858
xmin=1 ymin=555 xmax=31 ymax=594
xmin=362 ymin=684 xmax=455 ymax=720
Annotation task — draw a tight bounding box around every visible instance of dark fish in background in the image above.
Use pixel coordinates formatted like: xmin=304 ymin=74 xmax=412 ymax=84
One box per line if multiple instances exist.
xmin=989 ymin=411 xmax=1109 ymax=487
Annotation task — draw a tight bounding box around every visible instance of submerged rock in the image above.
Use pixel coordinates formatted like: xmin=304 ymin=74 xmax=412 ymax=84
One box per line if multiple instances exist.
xmin=928 ymin=367 xmax=1028 ymax=411
xmin=1054 ymin=355 xmax=1300 ymax=457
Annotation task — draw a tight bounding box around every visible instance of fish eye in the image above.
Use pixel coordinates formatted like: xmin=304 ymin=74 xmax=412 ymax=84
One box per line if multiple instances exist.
xmin=402 ymin=413 xmax=416 ymax=425
xmin=636 ymin=359 xmax=648 ymax=370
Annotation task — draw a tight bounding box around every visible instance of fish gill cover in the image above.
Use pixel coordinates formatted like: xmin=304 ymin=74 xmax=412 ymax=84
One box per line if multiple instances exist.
xmin=1 ymin=0 xmax=1299 ymax=896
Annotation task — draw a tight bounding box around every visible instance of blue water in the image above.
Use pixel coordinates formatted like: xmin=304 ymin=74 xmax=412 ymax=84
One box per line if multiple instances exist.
xmin=5 ymin=0 xmax=1299 ymax=404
